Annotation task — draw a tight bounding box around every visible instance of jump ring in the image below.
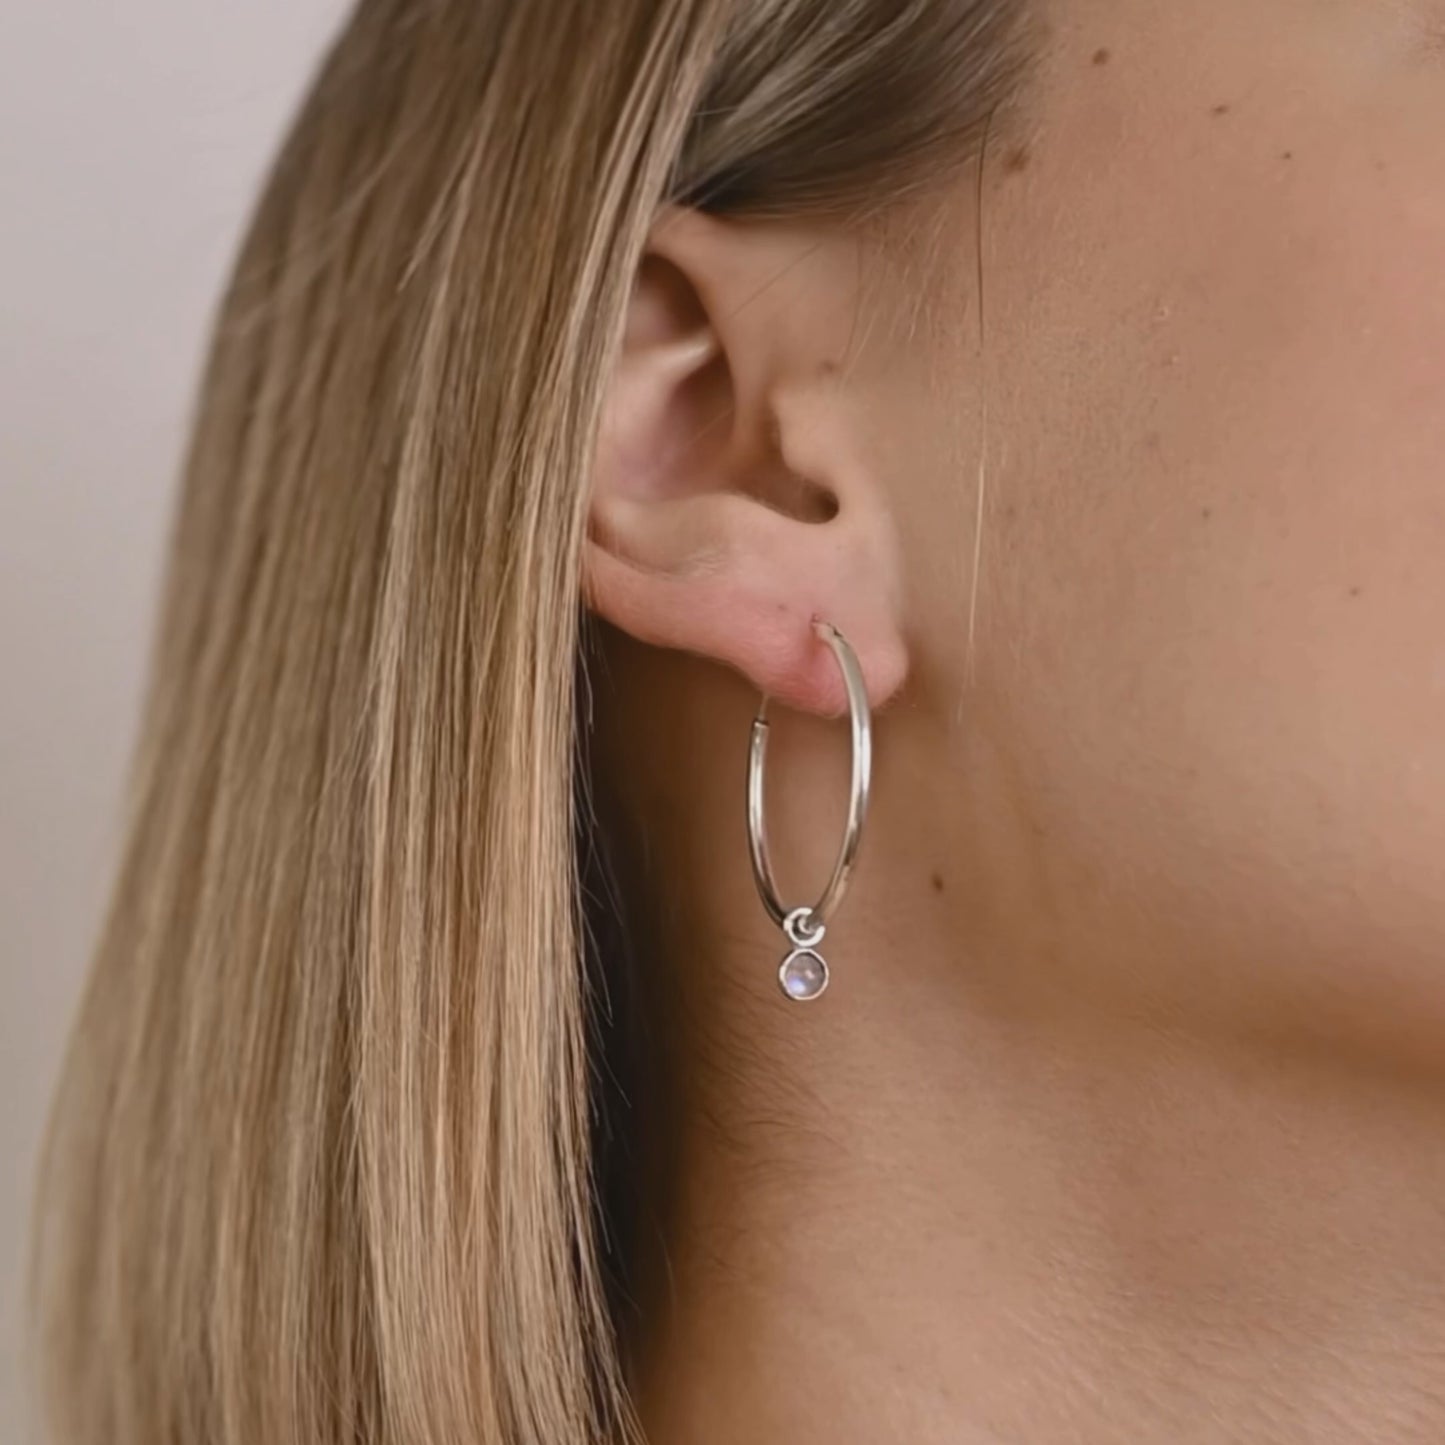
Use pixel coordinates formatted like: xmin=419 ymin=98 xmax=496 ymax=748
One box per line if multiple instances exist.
xmin=783 ymin=906 xmax=826 ymax=950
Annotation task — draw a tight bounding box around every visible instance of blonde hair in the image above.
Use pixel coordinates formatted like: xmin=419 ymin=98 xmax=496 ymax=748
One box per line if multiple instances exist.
xmin=30 ymin=3 xmax=1026 ymax=1442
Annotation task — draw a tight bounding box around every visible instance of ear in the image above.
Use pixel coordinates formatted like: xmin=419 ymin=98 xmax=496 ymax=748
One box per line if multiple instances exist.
xmin=583 ymin=207 xmax=908 ymax=717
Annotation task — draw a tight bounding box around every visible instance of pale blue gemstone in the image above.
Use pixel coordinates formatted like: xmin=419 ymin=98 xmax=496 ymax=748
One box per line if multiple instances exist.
xmin=780 ymin=949 xmax=828 ymax=1001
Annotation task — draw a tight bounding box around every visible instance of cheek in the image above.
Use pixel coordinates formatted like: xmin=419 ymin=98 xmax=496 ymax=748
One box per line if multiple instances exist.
xmin=967 ymin=54 xmax=1445 ymax=1062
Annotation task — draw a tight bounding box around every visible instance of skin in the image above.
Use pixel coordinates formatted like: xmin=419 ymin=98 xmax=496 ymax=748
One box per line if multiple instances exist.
xmin=586 ymin=0 xmax=1445 ymax=1439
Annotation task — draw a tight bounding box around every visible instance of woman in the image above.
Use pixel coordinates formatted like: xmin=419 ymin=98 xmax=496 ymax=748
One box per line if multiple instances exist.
xmin=30 ymin=0 xmax=1445 ymax=1440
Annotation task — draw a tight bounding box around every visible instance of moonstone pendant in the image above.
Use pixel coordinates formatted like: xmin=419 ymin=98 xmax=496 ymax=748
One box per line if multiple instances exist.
xmin=778 ymin=947 xmax=830 ymax=1002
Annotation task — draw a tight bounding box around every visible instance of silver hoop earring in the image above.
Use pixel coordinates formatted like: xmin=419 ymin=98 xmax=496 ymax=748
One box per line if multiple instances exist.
xmin=746 ymin=620 xmax=873 ymax=1002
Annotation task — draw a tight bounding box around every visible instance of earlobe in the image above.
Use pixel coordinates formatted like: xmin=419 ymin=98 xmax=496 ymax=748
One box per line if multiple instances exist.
xmin=584 ymin=209 xmax=909 ymax=715
xmin=585 ymin=490 xmax=907 ymax=714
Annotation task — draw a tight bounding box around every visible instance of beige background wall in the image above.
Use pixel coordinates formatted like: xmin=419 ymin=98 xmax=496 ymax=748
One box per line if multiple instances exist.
xmin=0 ymin=4 xmax=349 ymax=1435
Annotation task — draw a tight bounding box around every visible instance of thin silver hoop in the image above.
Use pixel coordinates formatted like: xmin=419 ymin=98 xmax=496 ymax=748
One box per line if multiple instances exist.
xmin=746 ymin=620 xmax=872 ymax=1000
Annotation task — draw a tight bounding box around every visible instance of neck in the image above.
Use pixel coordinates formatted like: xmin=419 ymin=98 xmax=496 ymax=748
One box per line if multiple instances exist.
xmin=633 ymin=963 xmax=1445 ymax=1443
xmin=592 ymin=643 xmax=1445 ymax=1443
